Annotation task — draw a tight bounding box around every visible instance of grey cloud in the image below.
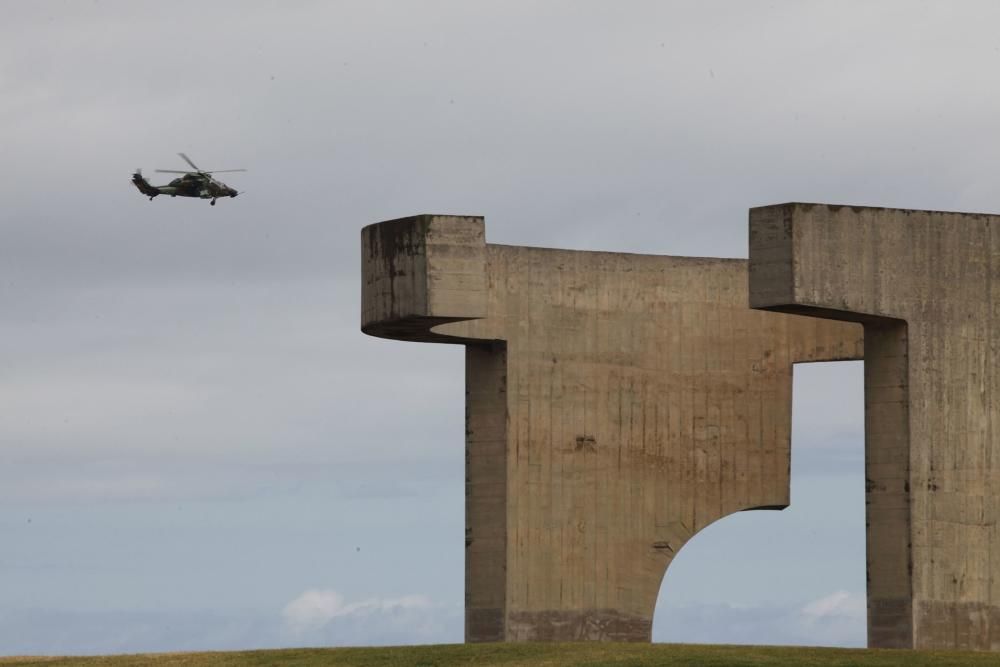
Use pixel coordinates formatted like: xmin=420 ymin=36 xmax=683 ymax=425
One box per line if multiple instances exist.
xmin=1 ymin=0 xmax=995 ymax=655
xmin=0 ymin=457 xmax=461 ymax=506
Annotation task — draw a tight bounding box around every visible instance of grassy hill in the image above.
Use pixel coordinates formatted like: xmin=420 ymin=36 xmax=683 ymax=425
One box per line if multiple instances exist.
xmin=2 ymin=643 xmax=999 ymax=667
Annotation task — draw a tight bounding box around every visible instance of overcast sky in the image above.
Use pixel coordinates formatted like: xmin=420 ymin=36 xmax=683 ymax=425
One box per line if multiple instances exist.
xmin=2 ymin=0 xmax=998 ymax=655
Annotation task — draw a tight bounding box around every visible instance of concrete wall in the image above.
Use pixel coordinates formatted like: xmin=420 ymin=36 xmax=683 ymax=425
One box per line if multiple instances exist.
xmin=363 ymin=214 xmax=862 ymax=642
xmin=750 ymin=203 xmax=1000 ymax=651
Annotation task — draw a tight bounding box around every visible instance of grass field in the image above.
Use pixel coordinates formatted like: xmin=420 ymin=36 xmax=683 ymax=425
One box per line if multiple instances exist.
xmin=2 ymin=642 xmax=998 ymax=667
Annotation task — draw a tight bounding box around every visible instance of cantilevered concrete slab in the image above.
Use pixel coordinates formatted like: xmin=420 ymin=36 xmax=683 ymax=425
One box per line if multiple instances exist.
xmin=362 ymin=214 xmax=862 ymax=642
xmin=750 ymin=203 xmax=1000 ymax=651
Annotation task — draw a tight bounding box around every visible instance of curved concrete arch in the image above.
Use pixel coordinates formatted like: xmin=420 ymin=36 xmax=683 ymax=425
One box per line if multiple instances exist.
xmin=649 ymin=499 xmax=774 ymax=611
xmin=362 ymin=214 xmax=863 ymax=641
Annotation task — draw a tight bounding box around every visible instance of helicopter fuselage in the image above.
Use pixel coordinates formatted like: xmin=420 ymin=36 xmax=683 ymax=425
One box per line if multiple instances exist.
xmin=133 ymin=171 xmax=237 ymax=203
xmin=132 ymin=154 xmax=244 ymax=205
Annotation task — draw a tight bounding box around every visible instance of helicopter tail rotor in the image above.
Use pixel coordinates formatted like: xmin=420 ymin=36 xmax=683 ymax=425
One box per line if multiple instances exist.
xmin=132 ymin=170 xmax=159 ymax=198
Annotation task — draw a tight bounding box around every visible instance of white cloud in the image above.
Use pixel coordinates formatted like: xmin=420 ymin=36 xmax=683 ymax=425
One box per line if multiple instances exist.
xmin=655 ymin=591 xmax=867 ymax=647
xmin=801 ymin=590 xmax=866 ymax=621
xmin=0 ymin=602 xmax=459 ymax=656
xmin=282 ymin=589 xmax=433 ymax=636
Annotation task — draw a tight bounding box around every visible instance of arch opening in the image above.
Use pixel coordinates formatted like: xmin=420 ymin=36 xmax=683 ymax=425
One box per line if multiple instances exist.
xmin=651 ymin=361 xmax=865 ymax=647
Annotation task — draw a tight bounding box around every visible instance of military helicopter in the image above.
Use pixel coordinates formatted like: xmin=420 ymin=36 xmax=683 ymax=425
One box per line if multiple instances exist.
xmin=132 ymin=153 xmax=245 ymax=206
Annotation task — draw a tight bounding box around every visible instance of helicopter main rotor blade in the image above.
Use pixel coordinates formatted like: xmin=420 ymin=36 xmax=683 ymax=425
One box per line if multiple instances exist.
xmin=155 ymin=169 xmax=191 ymax=174
xmin=178 ymin=152 xmax=201 ymax=171
xmin=204 ymin=169 xmax=247 ymax=174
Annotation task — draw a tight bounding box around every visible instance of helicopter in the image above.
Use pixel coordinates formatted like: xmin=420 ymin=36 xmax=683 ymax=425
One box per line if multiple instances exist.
xmin=132 ymin=153 xmax=245 ymax=206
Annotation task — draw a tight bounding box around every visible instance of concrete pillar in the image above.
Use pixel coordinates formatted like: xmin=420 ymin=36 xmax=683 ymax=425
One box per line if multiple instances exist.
xmin=749 ymin=202 xmax=1000 ymax=651
xmin=363 ymin=214 xmax=862 ymax=642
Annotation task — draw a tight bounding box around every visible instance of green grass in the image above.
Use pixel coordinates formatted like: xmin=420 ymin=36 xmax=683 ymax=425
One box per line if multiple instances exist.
xmin=2 ymin=643 xmax=998 ymax=667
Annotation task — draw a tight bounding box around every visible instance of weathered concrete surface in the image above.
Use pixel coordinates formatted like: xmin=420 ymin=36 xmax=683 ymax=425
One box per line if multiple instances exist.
xmin=362 ymin=214 xmax=863 ymax=642
xmin=749 ymin=203 xmax=1000 ymax=651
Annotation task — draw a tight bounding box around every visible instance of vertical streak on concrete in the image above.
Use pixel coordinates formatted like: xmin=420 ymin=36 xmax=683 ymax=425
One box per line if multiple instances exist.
xmin=465 ymin=343 xmax=508 ymax=642
xmin=864 ymin=321 xmax=913 ymax=648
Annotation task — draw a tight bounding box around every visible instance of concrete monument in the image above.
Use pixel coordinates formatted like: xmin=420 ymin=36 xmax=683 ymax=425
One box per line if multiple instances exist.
xmin=750 ymin=203 xmax=1000 ymax=651
xmin=362 ymin=214 xmax=862 ymax=642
